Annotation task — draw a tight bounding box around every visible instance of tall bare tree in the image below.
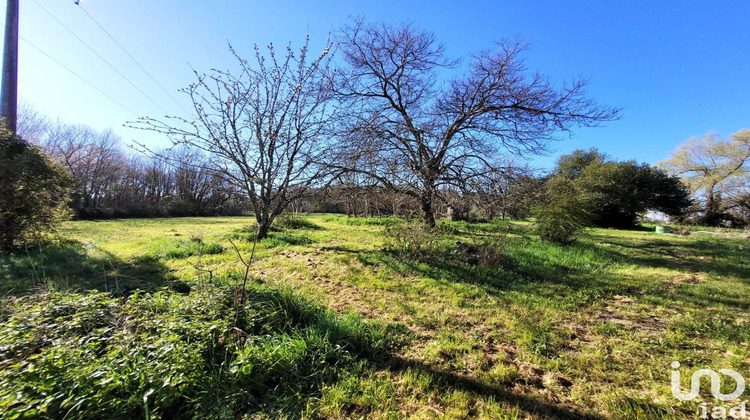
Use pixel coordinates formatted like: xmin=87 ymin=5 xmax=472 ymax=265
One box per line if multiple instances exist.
xmin=334 ymin=20 xmax=619 ymax=226
xmin=134 ymin=36 xmax=335 ymax=238
xmin=659 ymin=129 xmax=750 ymax=225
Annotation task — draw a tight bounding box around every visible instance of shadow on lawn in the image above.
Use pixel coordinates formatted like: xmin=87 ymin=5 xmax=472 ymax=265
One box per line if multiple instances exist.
xmin=581 ymin=234 xmax=750 ymax=309
xmin=350 ymin=230 xmax=749 ymax=313
xmin=358 ymin=245 xmax=628 ymax=298
xmin=584 ymin=233 xmax=749 ymax=282
xmin=0 ymin=239 xmax=176 ymax=296
xmin=380 ymin=355 xmax=605 ymax=419
xmin=302 ymin=302 xmax=605 ymax=419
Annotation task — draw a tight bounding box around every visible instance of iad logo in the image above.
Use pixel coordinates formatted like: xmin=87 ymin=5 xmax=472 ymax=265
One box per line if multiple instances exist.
xmin=670 ymin=361 xmax=746 ymax=401
xmin=671 ymin=361 xmax=748 ymax=419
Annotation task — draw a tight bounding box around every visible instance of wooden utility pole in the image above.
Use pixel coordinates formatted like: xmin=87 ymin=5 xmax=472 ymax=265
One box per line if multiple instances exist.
xmin=1 ymin=0 xmax=18 ymax=133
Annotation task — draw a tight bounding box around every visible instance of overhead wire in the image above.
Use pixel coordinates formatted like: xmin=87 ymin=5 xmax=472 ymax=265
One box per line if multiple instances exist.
xmin=29 ymin=0 xmax=170 ymax=115
xmin=75 ymin=2 xmax=192 ymax=115
xmin=20 ymin=35 xmax=140 ymax=117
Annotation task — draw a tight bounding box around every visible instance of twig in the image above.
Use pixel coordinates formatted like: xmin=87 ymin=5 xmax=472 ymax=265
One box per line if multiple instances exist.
xmin=229 ymin=227 xmax=258 ymax=328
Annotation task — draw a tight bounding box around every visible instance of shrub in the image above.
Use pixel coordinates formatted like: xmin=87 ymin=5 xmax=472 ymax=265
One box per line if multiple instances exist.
xmin=383 ymin=222 xmax=438 ymax=261
xmin=273 ymin=212 xmax=322 ymax=230
xmin=0 ymin=130 xmax=72 ymax=252
xmin=536 ymin=207 xmax=584 ymax=244
xmin=535 ymin=177 xmax=591 ymax=244
xmin=473 ymin=236 xmax=513 ymax=268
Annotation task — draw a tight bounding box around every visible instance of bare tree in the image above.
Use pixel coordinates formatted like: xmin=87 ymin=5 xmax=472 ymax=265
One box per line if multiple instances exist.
xmin=17 ymin=101 xmax=50 ymax=144
xmin=40 ymin=123 xmax=126 ymax=213
xmin=133 ymin=36 xmax=335 ymax=238
xmin=659 ymin=129 xmax=750 ymax=225
xmin=334 ymin=20 xmax=619 ymax=226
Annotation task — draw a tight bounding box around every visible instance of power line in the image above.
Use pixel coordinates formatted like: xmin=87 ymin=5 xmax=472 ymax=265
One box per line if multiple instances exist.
xmin=29 ymin=0 xmax=170 ymax=115
xmin=20 ymin=36 xmax=139 ymax=117
xmin=75 ymin=3 xmax=192 ymax=115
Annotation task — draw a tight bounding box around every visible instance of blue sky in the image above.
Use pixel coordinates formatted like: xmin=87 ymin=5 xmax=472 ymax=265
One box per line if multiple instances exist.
xmin=12 ymin=0 xmax=750 ymax=169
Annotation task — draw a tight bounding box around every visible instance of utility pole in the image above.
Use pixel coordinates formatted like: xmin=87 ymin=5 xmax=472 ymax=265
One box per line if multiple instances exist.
xmin=1 ymin=0 xmax=18 ymax=133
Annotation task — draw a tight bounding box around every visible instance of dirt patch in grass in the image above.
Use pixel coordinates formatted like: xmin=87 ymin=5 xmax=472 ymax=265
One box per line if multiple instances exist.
xmin=596 ymin=295 xmax=666 ymax=334
xmin=667 ymin=271 xmax=705 ymax=291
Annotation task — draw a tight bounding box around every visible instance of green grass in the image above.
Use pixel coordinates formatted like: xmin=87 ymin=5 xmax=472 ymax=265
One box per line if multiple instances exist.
xmin=1 ymin=214 xmax=748 ymax=418
xmin=145 ymin=238 xmax=224 ymax=260
xmin=0 ymin=283 xmax=394 ymax=418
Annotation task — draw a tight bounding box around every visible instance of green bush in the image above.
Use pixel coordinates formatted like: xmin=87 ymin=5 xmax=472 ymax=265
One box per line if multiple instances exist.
xmin=0 ymin=130 xmax=72 ymax=252
xmin=273 ymin=212 xmax=323 ymax=230
xmin=535 ymin=207 xmax=584 ymax=244
xmin=535 ymin=177 xmax=591 ymax=244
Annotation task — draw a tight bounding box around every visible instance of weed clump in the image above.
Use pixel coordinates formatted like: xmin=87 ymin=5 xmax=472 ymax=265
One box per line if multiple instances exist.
xmin=273 ymin=213 xmax=323 ymax=230
xmin=146 ymin=239 xmax=224 ymax=260
xmin=458 ymin=236 xmax=515 ymax=268
xmin=383 ymin=222 xmax=439 ymax=261
xmin=263 ymin=232 xmax=316 ymax=247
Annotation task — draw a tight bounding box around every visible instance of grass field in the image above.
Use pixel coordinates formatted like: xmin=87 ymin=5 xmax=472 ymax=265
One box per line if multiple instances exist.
xmin=1 ymin=215 xmax=748 ymax=419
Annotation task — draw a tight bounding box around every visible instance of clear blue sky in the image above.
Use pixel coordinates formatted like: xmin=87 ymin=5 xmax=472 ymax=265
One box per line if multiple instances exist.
xmin=11 ymin=0 xmax=750 ymax=169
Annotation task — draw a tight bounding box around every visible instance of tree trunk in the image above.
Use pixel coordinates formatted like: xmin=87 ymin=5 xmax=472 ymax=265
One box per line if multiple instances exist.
xmin=420 ymin=191 xmax=436 ymax=227
xmin=704 ymin=186 xmax=722 ymax=225
xmin=256 ymin=213 xmax=272 ymax=239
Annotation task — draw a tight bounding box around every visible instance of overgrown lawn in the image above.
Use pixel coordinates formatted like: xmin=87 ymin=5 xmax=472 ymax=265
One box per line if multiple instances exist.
xmin=1 ymin=215 xmax=748 ymax=418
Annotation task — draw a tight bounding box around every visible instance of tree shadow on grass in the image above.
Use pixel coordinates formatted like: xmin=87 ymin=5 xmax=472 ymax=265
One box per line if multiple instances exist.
xmin=585 ymin=233 xmax=750 ymax=284
xmin=381 ymin=356 xmax=604 ymax=419
xmin=257 ymin=287 xmax=604 ymax=419
xmin=0 ymin=239 xmax=176 ymax=296
xmin=355 ymin=245 xmax=635 ymax=306
xmin=573 ymin=234 xmax=750 ymax=310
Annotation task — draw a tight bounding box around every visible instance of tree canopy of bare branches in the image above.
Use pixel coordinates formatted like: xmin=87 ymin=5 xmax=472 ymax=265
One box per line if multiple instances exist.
xmin=133 ymin=36 xmax=335 ymax=238
xmin=659 ymin=129 xmax=750 ymax=225
xmin=334 ymin=20 xmax=620 ymax=226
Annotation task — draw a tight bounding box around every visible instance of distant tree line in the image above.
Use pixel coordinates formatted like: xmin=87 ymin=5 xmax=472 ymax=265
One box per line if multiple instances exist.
xmin=18 ymin=109 xmax=246 ymax=219
xmin=289 ymin=164 xmax=544 ymax=222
